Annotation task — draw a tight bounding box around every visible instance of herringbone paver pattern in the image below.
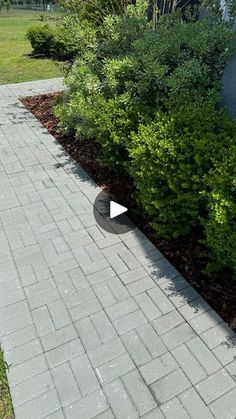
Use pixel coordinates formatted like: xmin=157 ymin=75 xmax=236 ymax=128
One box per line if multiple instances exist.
xmin=0 ymin=78 xmax=236 ymax=419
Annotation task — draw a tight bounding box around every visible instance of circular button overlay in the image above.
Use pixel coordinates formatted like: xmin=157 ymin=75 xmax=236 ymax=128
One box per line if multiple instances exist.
xmin=93 ymin=191 xmax=135 ymax=235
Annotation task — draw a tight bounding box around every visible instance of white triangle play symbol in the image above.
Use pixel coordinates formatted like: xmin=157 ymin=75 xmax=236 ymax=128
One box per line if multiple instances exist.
xmin=110 ymin=201 xmax=128 ymax=219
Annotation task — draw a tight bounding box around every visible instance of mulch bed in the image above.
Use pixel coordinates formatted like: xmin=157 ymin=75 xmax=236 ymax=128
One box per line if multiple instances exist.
xmin=21 ymin=92 xmax=236 ymax=331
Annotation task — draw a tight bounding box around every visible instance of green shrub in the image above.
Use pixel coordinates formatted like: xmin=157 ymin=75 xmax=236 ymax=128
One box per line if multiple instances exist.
xmin=55 ymin=4 xmax=236 ymax=273
xmin=129 ymin=102 xmax=236 ymax=238
xmin=204 ymin=147 xmax=236 ymax=273
xmin=26 ymin=25 xmax=55 ymax=56
xmin=27 ymin=16 xmax=96 ymax=61
xmin=51 ymin=15 xmax=96 ymax=61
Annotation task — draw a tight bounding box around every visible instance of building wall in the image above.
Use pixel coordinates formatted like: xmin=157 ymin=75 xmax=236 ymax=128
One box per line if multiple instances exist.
xmin=221 ymin=19 xmax=236 ymax=116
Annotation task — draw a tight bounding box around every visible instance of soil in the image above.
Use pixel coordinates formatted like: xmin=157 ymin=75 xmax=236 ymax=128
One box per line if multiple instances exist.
xmin=21 ymin=92 xmax=236 ymax=331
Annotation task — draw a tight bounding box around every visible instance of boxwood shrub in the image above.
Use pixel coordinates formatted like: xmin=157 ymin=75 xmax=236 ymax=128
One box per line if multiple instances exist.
xmin=55 ymin=3 xmax=236 ymax=274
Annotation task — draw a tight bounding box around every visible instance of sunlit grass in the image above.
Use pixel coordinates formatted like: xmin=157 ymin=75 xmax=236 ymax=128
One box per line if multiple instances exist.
xmin=0 ymin=9 xmax=62 ymax=85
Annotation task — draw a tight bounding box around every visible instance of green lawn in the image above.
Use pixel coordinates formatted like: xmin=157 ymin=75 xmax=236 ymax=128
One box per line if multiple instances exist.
xmin=0 ymin=9 xmax=62 ymax=85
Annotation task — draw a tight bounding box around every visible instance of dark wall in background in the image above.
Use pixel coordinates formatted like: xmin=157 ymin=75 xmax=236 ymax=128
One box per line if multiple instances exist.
xmin=221 ymin=21 xmax=236 ymax=116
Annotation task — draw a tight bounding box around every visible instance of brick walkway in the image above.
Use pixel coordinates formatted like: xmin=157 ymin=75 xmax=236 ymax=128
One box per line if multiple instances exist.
xmin=0 ymin=78 xmax=236 ymax=419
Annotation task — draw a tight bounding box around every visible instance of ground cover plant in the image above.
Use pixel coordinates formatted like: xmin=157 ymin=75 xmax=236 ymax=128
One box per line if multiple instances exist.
xmin=55 ymin=0 xmax=236 ymax=276
xmin=0 ymin=9 xmax=61 ymax=85
xmin=0 ymin=350 xmax=14 ymax=418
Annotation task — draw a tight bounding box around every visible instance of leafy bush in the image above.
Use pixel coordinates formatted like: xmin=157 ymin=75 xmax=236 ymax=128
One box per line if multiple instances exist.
xmin=60 ymin=0 xmax=135 ymax=23
xmin=55 ymin=3 xmax=236 ymax=273
xmin=129 ymin=102 xmax=236 ymax=238
xmin=51 ymin=15 xmax=96 ymax=61
xmin=204 ymin=147 xmax=236 ymax=273
xmin=26 ymin=25 xmax=55 ymax=56
xmin=27 ymin=15 xmax=94 ymax=61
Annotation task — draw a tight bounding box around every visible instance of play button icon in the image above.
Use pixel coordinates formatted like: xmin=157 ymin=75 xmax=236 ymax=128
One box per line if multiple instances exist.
xmin=110 ymin=201 xmax=128 ymax=219
xmin=93 ymin=191 xmax=135 ymax=234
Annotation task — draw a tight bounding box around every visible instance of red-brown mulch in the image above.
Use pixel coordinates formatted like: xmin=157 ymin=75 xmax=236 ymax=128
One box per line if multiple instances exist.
xmin=21 ymin=92 xmax=236 ymax=331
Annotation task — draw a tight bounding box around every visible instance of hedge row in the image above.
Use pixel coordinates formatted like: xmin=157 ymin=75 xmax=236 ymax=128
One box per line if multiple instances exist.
xmin=55 ymin=4 xmax=236 ymax=274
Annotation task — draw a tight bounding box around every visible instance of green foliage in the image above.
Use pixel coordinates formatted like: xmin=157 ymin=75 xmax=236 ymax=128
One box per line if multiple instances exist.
xmin=52 ymin=15 xmax=96 ymax=60
xmin=26 ymin=24 xmax=55 ymax=56
xmin=204 ymin=148 xmax=236 ymax=273
xmin=0 ymin=349 xmax=14 ymax=418
xmin=56 ymin=3 xmax=236 ymax=274
xmin=27 ymin=15 xmax=95 ymax=60
xmin=129 ymin=102 xmax=236 ymax=238
xmin=59 ymin=0 xmax=136 ymax=23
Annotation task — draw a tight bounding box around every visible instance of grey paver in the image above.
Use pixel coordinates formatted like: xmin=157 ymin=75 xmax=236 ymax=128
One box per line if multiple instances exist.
xmin=51 ymin=362 xmax=81 ymax=407
xmin=209 ymin=388 xmax=236 ymax=419
xmin=120 ymin=267 xmax=147 ymax=285
xmin=0 ymin=300 xmax=28 ymax=323
xmin=108 ymin=254 xmax=130 ymax=275
xmin=46 ymin=339 xmax=84 ymax=368
xmin=95 ymin=410 xmax=115 ymax=419
xmin=1 ymin=324 xmax=37 ymax=351
xmin=32 ymin=306 xmax=55 ymax=336
xmin=41 ymin=324 xmax=77 ymax=351
xmin=14 ymin=389 xmax=61 ymax=419
xmin=160 ymin=398 xmax=189 ymax=419
xmin=11 ymin=371 xmax=54 ymax=407
xmin=152 ymin=310 xmax=184 ymax=335
xmin=89 ymin=337 xmax=126 ymax=367
xmin=103 ymin=379 xmax=138 ymax=419
xmin=201 ymin=322 xmax=235 ymax=350
xmin=195 ymin=369 xmax=235 ymax=404
xmin=113 ymin=310 xmax=147 ymax=335
xmin=64 ymin=286 xmax=96 ymax=308
xmin=48 ymin=299 xmax=71 ymax=329
xmin=75 ymin=317 xmax=102 ymax=352
xmin=140 ymin=409 xmax=165 ymax=419
xmin=161 ymin=322 xmax=196 ymax=350
xmin=106 ymin=298 xmax=138 ymax=321
xmin=5 ymin=338 xmax=43 ymax=366
xmin=134 ymin=292 xmax=161 ymax=320
xmin=150 ymin=368 xmax=191 ymax=404
xmin=186 ymin=336 xmax=221 ymax=374
xmin=106 ymin=276 xmax=129 ymax=301
xmin=136 ymin=323 xmax=166 ymax=358
xmin=178 ymin=297 xmax=211 ymax=320
xmin=172 ymin=344 xmax=207 ymax=384
xmin=70 ymin=354 xmax=100 ymax=396
xmin=226 ymin=358 xmax=236 ymax=379
xmin=0 ymin=78 xmax=235 ymax=419
xmin=91 ymin=310 xmax=117 ymax=343
xmin=122 ymin=330 xmax=151 ymax=366
xmin=178 ymin=387 xmax=215 ymax=419
xmin=45 ymin=409 xmax=65 ymax=419
xmin=63 ymin=389 xmax=108 ymax=419
xmin=122 ymin=369 xmax=157 ymax=415
xmin=92 ymin=281 xmax=117 ymax=308
xmin=161 ymin=284 xmax=200 ymax=309
xmin=126 ymin=276 xmax=155 ymax=296
xmin=0 ymin=311 xmax=33 ymax=338
xmin=147 ymin=287 xmax=174 ymax=314
xmin=69 ymin=298 xmax=102 ymax=321
xmin=140 ymin=352 xmax=178 ymax=385
xmin=189 ymin=309 xmax=223 ymax=334
xmin=7 ymin=354 xmax=48 ymax=386
xmin=95 ymin=353 xmax=135 ymax=384
xmin=87 ymin=267 xmax=115 ymax=284
xmin=212 ymin=338 xmax=236 ymax=366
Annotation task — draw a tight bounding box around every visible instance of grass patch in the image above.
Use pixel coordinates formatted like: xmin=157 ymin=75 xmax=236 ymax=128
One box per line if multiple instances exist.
xmin=0 ymin=350 xmax=14 ymax=419
xmin=0 ymin=9 xmax=62 ymax=85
